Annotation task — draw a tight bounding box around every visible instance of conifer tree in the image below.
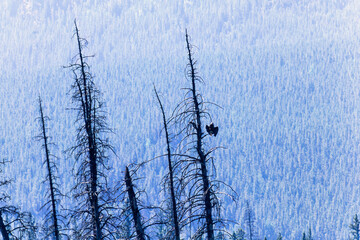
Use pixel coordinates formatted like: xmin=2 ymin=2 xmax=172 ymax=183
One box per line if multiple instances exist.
xmin=301 ymin=227 xmax=313 ymax=240
xmin=302 ymin=232 xmax=306 ymax=240
xmin=243 ymin=201 xmax=257 ymax=240
xmin=350 ymin=214 xmax=360 ymax=240
xmin=215 ymin=231 xmax=226 ymax=240
xmin=308 ymin=227 xmax=313 ymax=240
xmin=231 ymin=228 xmax=246 ymax=240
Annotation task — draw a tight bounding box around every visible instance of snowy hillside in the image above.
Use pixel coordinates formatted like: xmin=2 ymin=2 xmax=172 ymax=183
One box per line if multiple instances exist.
xmin=1 ymin=0 xmax=360 ymax=239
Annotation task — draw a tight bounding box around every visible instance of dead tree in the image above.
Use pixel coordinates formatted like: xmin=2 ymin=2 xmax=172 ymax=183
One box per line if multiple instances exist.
xmin=154 ymin=86 xmax=181 ymax=240
xmin=124 ymin=166 xmax=146 ymax=240
xmin=184 ymin=29 xmax=214 ymax=240
xmin=67 ymin=20 xmax=118 ymax=239
xmin=0 ymin=212 xmax=9 ymax=240
xmin=0 ymin=160 xmax=11 ymax=240
xmin=36 ymin=96 xmax=61 ymax=240
xmin=0 ymin=160 xmax=34 ymax=240
xmin=170 ymin=30 xmax=230 ymax=239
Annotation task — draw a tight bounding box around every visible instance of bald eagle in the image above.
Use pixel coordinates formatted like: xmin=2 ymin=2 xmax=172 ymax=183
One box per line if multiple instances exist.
xmin=206 ymin=122 xmax=218 ymax=137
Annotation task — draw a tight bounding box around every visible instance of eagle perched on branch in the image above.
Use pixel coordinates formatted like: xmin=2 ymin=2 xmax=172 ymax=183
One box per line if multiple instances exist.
xmin=206 ymin=122 xmax=218 ymax=137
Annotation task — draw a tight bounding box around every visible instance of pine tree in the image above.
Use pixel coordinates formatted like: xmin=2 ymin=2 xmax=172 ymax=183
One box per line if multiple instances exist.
xmin=350 ymin=214 xmax=360 ymax=240
xmin=231 ymin=228 xmax=246 ymax=240
xmin=276 ymin=233 xmax=283 ymax=240
xmin=215 ymin=231 xmax=226 ymax=240
xmin=301 ymin=227 xmax=313 ymax=240
xmin=302 ymin=232 xmax=306 ymax=240
xmin=308 ymin=227 xmax=313 ymax=240
xmin=243 ymin=201 xmax=257 ymax=240
xmin=230 ymin=228 xmax=246 ymax=240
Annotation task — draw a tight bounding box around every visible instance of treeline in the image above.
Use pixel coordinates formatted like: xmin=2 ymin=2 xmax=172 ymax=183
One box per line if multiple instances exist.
xmin=0 ymin=21 xmax=359 ymax=240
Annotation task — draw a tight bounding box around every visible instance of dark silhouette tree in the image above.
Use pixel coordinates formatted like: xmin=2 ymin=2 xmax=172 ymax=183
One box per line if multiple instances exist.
xmin=66 ymin=20 xmax=118 ymax=239
xmin=0 ymin=160 xmax=34 ymax=240
xmin=301 ymin=227 xmax=313 ymax=240
xmin=124 ymin=166 xmax=146 ymax=240
xmin=185 ymin=28 xmax=214 ymax=239
xmin=350 ymin=214 xmax=360 ymax=240
xmin=170 ymin=30 xmax=233 ymax=239
xmin=231 ymin=228 xmax=246 ymax=240
xmin=307 ymin=227 xmax=313 ymax=240
xmin=36 ymin=96 xmax=61 ymax=240
xmin=0 ymin=161 xmax=11 ymax=240
xmin=154 ymin=86 xmax=181 ymax=240
xmin=0 ymin=210 xmax=10 ymax=240
xmin=302 ymin=232 xmax=306 ymax=240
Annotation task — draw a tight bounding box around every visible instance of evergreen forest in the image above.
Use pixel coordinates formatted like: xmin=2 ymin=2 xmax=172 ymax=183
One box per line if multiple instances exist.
xmin=1 ymin=0 xmax=360 ymax=239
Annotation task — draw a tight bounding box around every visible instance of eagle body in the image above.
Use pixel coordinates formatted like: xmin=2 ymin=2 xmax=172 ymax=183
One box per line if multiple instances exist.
xmin=206 ymin=122 xmax=218 ymax=137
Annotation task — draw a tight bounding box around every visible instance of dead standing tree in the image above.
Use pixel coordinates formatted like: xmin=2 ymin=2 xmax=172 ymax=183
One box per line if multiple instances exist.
xmin=124 ymin=166 xmax=146 ymax=240
xmin=36 ymin=96 xmax=62 ymax=240
xmin=0 ymin=159 xmax=12 ymax=240
xmin=154 ymin=86 xmax=181 ymax=240
xmin=170 ymin=30 xmax=226 ymax=239
xmin=114 ymin=163 xmax=149 ymax=239
xmin=67 ymin=20 xmax=118 ymax=239
xmin=0 ymin=160 xmax=34 ymax=240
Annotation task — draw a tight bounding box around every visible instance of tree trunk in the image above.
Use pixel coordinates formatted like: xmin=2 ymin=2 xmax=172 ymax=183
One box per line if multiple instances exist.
xmin=125 ymin=167 xmax=145 ymax=240
xmin=186 ymin=30 xmax=214 ymax=240
xmin=38 ymin=98 xmax=60 ymax=240
xmin=0 ymin=212 xmax=10 ymax=240
xmin=74 ymin=21 xmax=102 ymax=240
xmin=154 ymin=87 xmax=181 ymax=240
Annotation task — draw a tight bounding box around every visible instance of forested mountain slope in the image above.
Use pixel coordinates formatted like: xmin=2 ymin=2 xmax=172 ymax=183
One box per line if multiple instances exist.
xmin=1 ymin=0 xmax=360 ymax=239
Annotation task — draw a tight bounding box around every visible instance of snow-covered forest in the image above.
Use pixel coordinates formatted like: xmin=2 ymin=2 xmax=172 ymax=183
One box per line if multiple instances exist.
xmin=1 ymin=0 xmax=360 ymax=239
